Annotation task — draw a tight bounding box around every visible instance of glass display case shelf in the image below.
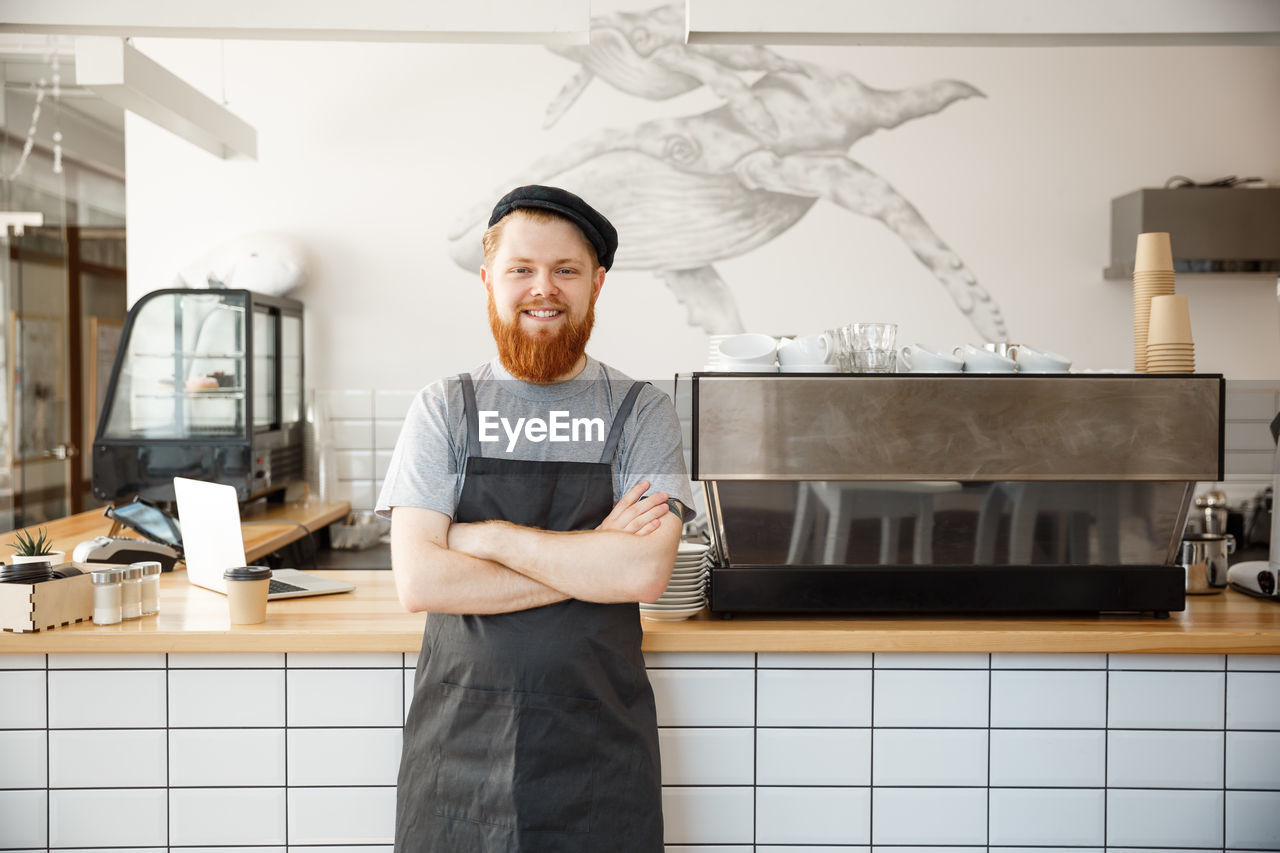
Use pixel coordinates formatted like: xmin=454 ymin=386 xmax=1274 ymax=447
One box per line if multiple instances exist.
xmin=133 ymin=351 xmax=245 ymax=359
xmin=135 ymin=390 xmax=247 ymax=399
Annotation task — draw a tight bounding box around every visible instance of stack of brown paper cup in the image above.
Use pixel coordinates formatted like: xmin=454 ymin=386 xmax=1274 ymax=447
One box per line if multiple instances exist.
xmin=1133 ymin=232 xmax=1175 ymax=372
xmin=1146 ymin=294 xmax=1195 ymax=373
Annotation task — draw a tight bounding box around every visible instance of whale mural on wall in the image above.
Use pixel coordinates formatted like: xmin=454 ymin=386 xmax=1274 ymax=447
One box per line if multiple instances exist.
xmin=448 ymin=2 xmax=1009 ymax=343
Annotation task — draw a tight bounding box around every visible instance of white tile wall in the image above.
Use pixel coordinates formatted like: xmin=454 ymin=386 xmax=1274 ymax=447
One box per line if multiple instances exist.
xmin=0 ymin=653 xmax=45 ymax=668
xmin=3 ymin=650 xmax=1277 ymax=849
xmin=1225 ymin=731 xmax=1280 ymax=789
xmin=0 ymin=789 xmax=46 ymax=847
xmin=756 ymin=728 xmax=870 ymax=786
xmin=169 ymin=668 xmax=285 ymax=727
xmin=645 ymin=652 xmax=754 ymax=668
xmin=990 ymin=670 xmax=1106 ymax=728
xmin=170 ymin=787 xmax=287 ymax=844
xmin=1227 ymin=670 xmax=1280 ymax=729
xmin=0 ymin=730 xmax=46 ymax=787
xmin=48 ymin=670 xmax=166 ymax=728
xmin=1225 ymin=790 xmax=1280 ymax=849
xmin=662 ymin=787 xmax=754 ymax=844
xmin=49 ymin=788 xmax=168 ymax=847
xmin=991 ymin=652 xmax=1106 ymax=669
xmin=874 ymin=652 xmax=988 ymax=668
xmin=1228 ymin=654 xmax=1280 ymax=670
xmin=1109 ymin=671 xmax=1226 ymax=729
xmin=988 ymin=788 xmax=1105 ymax=846
xmin=757 ymin=669 xmax=872 ymax=726
xmin=169 ymin=652 xmax=284 ymax=668
xmin=756 ymin=786 xmax=870 ymax=845
xmin=288 ymin=728 xmax=402 ymax=785
xmin=757 ymin=652 xmax=870 ymax=668
xmin=650 ymin=669 xmax=754 ymax=726
xmin=169 ymin=728 xmax=286 ymax=787
xmin=1106 ymin=789 xmax=1225 ymax=848
xmin=873 ymin=728 xmax=987 ymax=786
xmin=286 ymin=668 xmax=403 ymax=727
xmin=988 ymin=729 xmax=1106 ymax=787
xmin=287 ymin=651 xmax=402 ymax=668
xmin=658 ymin=728 xmax=754 ymax=785
xmin=0 ymin=670 xmax=44 ymax=729
xmin=48 ymin=728 xmax=167 ymax=788
xmin=48 ymin=652 xmax=166 ymax=668
xmin=1107 ymin=729 xmax=1224 ymax=788
xmin=872 ymin=788 xmax=987 ymax=845
xmin=873 ymin=670 xmax=988 ymax=727
xmin=287 ymin=786 xmax=396 ymax=844
xmin=1109 ymin=653 xmax=1226 ymax=670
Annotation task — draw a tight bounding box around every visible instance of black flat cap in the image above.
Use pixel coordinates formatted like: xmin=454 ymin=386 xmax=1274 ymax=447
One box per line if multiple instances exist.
xmin=488 ymin=185 xmax=618 ymax=271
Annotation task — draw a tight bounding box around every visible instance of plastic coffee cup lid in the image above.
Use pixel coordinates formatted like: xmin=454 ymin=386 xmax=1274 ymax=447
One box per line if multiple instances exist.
xmin=223 ymin=566 xmax=272 ymax=581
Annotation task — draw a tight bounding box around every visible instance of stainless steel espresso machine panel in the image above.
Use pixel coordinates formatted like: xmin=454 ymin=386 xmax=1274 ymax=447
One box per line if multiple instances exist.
xmin=688 ymin=374 xmax=1224 ymax=617
xmin=694 ymin=375 xmax=1221 ymax=482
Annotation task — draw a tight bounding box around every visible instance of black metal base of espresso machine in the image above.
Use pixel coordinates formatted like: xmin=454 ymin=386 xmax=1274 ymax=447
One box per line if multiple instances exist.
xmin=709 ymin=564 xmax=1187 ymax=617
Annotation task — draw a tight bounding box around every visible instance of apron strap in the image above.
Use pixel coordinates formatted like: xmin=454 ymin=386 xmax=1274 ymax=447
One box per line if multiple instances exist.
xmin=599 ymin=381 xmax=647 ymax=464
xmin=458 ymin=373 xmax=481 ymax=459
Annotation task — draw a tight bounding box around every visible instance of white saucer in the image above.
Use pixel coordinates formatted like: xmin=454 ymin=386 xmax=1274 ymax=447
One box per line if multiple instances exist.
xmin=780 ymin=364 xmax=838 ymax=373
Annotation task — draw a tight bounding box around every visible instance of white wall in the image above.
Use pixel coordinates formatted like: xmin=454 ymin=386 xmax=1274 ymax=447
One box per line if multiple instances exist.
xmin=125 ymin=9 xmax=1280 ymax=390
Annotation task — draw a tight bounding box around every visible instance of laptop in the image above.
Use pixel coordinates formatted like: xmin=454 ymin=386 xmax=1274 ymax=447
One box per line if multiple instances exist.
xmin=173 ymin=477 xmax=355 ymax=600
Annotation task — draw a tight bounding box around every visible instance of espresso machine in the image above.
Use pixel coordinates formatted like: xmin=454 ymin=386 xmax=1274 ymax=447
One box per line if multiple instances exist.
xmin=685 ymin=373 xmax=1223 ymax=617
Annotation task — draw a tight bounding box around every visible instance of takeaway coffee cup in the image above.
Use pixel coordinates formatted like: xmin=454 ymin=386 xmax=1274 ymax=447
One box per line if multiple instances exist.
xmin=224 ymin=566 xmax=272 ymax=624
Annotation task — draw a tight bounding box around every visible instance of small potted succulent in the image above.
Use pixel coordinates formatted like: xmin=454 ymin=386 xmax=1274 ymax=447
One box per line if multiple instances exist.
xmin=8 ymin=527 xmax=65 ymax=567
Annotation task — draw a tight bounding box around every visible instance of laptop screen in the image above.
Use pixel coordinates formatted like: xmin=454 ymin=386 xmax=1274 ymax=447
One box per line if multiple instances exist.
xmin=173 ymin=477 xmax=246 ymax=594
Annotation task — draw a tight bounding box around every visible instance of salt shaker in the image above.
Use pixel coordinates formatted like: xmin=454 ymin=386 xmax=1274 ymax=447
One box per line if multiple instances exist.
xmin=121 ymin=565 xmax=143 ymax=620
xmin=136 ymin=561 xmax=161 ymax=616
xmin=91 ymin=569 xmax=123 ymax=626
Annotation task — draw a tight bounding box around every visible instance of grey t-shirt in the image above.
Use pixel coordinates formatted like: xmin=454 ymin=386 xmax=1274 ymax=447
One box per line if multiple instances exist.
xmin=376 ymin=356 xmax=695 ymax=523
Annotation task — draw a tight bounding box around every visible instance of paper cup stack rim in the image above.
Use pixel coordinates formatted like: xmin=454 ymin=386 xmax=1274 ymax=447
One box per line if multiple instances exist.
xmin=1132 ymin=232 xmax=1176 ymax=373
xmin=1134 ymin=232 xmax=1174 ymax=273
xmin=1148 ymin=294 xmax=1193 ymax=345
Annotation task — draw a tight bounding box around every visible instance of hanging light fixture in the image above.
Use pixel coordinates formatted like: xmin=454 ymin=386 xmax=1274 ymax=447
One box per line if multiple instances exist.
xmin=74 ymin=37 xmax=256 ymax=160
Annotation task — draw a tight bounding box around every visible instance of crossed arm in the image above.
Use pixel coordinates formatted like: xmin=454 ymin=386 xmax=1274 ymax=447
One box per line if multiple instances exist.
xmin=389 ymin=481 xmax=682 ymax=615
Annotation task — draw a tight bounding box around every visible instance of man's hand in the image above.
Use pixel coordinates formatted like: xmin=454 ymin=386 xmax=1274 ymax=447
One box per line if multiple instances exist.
xmin=597 ymin=480 xmax=671 ymax=536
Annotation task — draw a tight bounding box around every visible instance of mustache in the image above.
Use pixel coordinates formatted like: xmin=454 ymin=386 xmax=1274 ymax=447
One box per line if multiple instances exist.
xmin=517 ymin=300 xmax=570 ymax=312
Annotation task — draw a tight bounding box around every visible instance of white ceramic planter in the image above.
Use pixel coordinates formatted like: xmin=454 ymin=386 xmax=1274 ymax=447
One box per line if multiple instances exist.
xmin=10 ymin=551 xmax=65 ymax=566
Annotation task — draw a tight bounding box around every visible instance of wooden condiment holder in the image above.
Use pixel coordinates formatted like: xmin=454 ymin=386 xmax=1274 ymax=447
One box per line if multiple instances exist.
xmin=0 ymin=568 xmax=93 ymax=633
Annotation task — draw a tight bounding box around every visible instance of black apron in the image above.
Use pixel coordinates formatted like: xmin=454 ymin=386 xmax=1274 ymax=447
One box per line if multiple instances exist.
xmin=395 ymin=374 xmax=663 ymax=853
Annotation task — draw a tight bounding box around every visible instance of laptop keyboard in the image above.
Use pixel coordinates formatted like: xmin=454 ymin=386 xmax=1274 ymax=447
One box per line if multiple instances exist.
xmin=268 ymin=579 xmax=307 ymax=594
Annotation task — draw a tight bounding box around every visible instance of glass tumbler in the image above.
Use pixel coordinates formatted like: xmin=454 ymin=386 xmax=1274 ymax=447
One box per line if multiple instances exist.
xmin=849 ymin=323 xmax=898 ymax=352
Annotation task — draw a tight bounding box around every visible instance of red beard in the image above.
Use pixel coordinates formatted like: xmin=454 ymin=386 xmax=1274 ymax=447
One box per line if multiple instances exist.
xmin=488 ymin=294 xmax=595 ymax=384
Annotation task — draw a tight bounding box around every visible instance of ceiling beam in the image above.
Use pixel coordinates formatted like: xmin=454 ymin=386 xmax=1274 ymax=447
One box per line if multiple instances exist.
xmin=75 ymin=37 xmax=255 ymax=160
xmin=0 ymin=0 xmax=590 ymax=45
xmin=685 ymin=0 xmax=1280 ymax=46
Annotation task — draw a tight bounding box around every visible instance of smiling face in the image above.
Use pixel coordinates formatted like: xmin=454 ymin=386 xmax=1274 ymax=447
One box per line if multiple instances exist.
xmin=481 ymin=211 xmax=606 ymax=384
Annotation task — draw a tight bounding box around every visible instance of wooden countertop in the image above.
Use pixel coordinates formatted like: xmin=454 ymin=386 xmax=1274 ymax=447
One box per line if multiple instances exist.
xmin=0 ymin=498 xmax=351 ymax=565
xmin=3 ymin=569 xmax=1279 ymax=654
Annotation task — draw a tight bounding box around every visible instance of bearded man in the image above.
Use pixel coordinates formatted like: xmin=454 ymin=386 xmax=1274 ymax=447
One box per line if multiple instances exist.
xmin=377 ymin=185 xmax=694 ymax=853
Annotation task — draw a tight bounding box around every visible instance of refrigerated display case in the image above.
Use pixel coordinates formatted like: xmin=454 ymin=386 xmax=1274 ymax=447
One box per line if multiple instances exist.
xmin=92 ymin=288 xmax=304 ymax=504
